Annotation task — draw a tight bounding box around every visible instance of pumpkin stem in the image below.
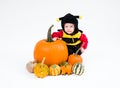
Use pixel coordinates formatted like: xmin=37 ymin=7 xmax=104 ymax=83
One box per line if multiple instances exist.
xmin=41 ymin=57 xmax=46 ymax=64
xmin=75 ymin=48 xmax=81 ymax=56
xmin=47 ymin=25 xmax=54 ymax=42
xmin=75 ymin=42 xmax=85 ymax=56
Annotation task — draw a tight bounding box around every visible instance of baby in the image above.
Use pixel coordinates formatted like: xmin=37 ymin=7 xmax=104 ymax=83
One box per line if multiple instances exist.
xmin=52 ymin=13 xmax=88 ymax=55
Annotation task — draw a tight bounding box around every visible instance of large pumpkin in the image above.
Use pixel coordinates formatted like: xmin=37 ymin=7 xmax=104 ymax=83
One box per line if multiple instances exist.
xmin=34 ymin=25 xmax=68 ymax=65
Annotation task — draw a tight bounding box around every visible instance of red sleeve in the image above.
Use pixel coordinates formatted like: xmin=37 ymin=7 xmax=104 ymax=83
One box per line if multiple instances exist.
xmin=80 ymin=33 xmax=88 ymax=49
xmin=52 ymin=30 xmax=63 ymax=38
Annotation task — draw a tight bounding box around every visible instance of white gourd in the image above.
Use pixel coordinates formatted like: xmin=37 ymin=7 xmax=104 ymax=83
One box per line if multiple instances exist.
xmin=72 ymin=62 xmax=84 ymax=76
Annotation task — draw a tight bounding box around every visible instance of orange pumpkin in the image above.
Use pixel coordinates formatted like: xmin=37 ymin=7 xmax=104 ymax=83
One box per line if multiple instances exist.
xmin=68 ymin=48 xmax=83 ymax=66
xmin=60 ymin=62 xmax=72 ymax=75
xmin=34 ymin=25 xmax=68 ymax=65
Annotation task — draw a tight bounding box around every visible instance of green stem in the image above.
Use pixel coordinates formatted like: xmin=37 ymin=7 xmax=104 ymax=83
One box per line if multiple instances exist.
xmin=75 ymin=42 xmax=85 ymax=56
xmin=75 ymin=48 xmax=80 ymax=56
xmin=47 ymin=25 xmax=54 ymax=42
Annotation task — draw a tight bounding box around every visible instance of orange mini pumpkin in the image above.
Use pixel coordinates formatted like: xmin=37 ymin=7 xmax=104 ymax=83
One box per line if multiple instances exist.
xmin=60 ymin=62 xmax=72 ymax=75
xmin=68 ymin=48 xmax=83 ymax=66
xmin=34 ymin=25 xmax=68 ymax=65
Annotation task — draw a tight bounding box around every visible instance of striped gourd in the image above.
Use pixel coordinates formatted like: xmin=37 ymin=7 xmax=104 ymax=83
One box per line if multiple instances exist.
xmin=72 ymin=62 xmax=84 ymax=76
xmin=49 ymin=64 xmax=61 ymax=76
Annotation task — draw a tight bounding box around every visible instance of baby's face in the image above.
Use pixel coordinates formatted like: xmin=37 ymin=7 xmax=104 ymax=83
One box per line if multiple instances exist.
xmin=64 ymin=23 xmax=75 ymax=34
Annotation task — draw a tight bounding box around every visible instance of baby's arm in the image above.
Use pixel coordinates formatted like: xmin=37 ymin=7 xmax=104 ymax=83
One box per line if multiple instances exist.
xmin=52 ymin=30 xmax=63 ymax=41
xmin=80 ymin=33 xmax=88 ymax=50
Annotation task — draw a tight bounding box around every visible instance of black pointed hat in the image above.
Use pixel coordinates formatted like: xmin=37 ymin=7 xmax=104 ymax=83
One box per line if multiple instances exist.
xmin=58 ymin=13 xmax=82 ymax=34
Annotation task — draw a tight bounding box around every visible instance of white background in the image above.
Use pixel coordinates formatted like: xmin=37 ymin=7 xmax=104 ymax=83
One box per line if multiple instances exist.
xmin=0 ymin=0 xmax=120 ymax=88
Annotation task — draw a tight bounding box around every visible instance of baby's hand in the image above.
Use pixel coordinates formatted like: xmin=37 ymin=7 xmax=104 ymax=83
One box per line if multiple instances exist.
xmin=53 ymin=37 xmax=58 ymax=41
xmin=53 ymin=37 xmax=62 ymax=41
xmin=80 ymin=47 xmax=85 ymax=53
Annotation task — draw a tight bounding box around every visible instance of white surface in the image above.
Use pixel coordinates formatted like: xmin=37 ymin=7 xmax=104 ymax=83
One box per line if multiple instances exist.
xmin=0 ymin=0 xmax=120 ymax=88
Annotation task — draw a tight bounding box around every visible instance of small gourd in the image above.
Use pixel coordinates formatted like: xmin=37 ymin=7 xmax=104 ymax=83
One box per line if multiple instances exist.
xmin=60 ymin=62 xmax=72 ymax=75
xmin=49 ymin=64 xmax=61 ymax=76
xmin=72 ymin=62 xmax=84 ymax=76
xmin=26 ymin=61 xmax=37 ymax=73
xmin=34 ymin=57 xmax=49 ymax=78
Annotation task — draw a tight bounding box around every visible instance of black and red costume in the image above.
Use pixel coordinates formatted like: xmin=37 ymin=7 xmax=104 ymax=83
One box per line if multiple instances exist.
xmin=52 ymin=13 xmax=88 ymax=55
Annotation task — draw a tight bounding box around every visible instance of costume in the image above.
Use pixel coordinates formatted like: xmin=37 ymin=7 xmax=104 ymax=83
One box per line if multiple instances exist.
xmin=52 ymin=13 xmax=88 ymax=55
